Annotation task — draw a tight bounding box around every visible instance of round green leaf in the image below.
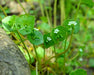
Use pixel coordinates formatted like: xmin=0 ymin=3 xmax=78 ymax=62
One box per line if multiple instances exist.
xmin=51 ymin=26 xmax=67 ymax=42
xmin=18 ymin=25 xmax=33 ymax=35
xmin=69 ymin=69 xmax=87 ymax=75
xmin=2 ymin=15 xmax=35 ymax=35
xmin=27 ymin=29 xmax=43 ymax=45
xmin=16 ymin=15 xmax=35 ymax=35
xmin=43 ymin=33 xmax=55 ymax=48
xmin=2 ymin=15 xmax=17 ymax=31
xmin=18 ymin=15 xmax=35 ymax=28
xmin=63 ymin=19 xmax=80 ymax=34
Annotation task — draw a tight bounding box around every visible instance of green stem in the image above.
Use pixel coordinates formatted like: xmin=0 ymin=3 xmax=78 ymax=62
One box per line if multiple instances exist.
xmin=48 ymin=67 xmax=57 ymax=75
xmin=0 ymin=5 xmax=7 ymax=17
xmin=69 ymin=52 xmax=79 ymax=61
xmin=44 ymin=47 xmax=45 ymax=61
xmin=0 ymin=16 xmax=2 ymax=20
xmin=36 ymin=61 xmax=38 ymax=75
xmin=74 ymin=0 xmax=81 ymax=19
xmin=38 ymin=0 xmax=45 ymax=16
xmin=29 ymin=64 xmax=35 ymax=70
xmin=60 ymin=0 xmax=65 ymax=25
xmin=54 ymin=0 xmax=57 ymax=28
xmin=47 ymin=70 xmax=49 ymax=75
xmin=33 ymin=45 xmax=42 ymax=75
xmin=54 ymin=46 xmax=57 ymax=62
xmin=16 ymin=31 xmax=31 ymax=63
xmin=53 ymin=45 xmax=58 ymax=72
xmin=45 ymin=7 xmax=52 ymax=27
xmin=63 ymin=33 xmax=67 ymax=75
xmin=63 ymin=54 xmax=66 ymax=75
xmin=67 ymin=48 xmax=75 ymax=58
xmin=17 ymin=0 xmax=28 ymax=14
xmin=48 ymin=0 xmax=52 ymax=26
xmin=33 ymin=45 xmax=39 ymax=61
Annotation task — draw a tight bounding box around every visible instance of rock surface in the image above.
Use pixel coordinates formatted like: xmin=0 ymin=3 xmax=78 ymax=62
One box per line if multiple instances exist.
xmin=0 ymin=28 xmax=31 ymax=75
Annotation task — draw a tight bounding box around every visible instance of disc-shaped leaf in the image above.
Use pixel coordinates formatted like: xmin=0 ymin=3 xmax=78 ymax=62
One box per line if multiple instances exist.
xmin=18 ymin=15 xmax=35 ymax=28
xmin=43 ymin=33 xmax=55 ymax=48
xmin=69 ymin=69 xmax=87 ymax=75
xmin=16 ymin=15 xmax=35 ymax=35
xmin=18 ymin=25 xmax=33 ymax=35
xmin=51 ymin=26 xmax=67 ymax=42
xmin=27 ymin=29 xmax=43 ymax=45
xmin=63 ymin=19 xmax=80 ymax=34
xmin=2 ymin=15 xmax=35 ymax=35
xmin=2 ymin=15 xmax=17 ymax=31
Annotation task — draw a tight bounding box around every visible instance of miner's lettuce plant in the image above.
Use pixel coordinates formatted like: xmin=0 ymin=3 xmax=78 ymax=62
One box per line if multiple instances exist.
xmin=1 ymin=0 xmax=93 ymax=74
xmin=1 ymin=14 xmax=83 ymax=75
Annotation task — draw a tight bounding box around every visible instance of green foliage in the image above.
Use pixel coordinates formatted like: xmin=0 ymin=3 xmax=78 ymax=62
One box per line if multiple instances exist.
xmin=43 ymin=25 xmax=73 ymax=48
xmin=43 ymin=33 xmax=55 ymax=48
xmin=40 ymin=16 xmax=48 ymax=23
xmin=65 ymin=0 xmax=72 ymax=18
xmin=89 ymin=58 xmax=94 ymax=67
xmin=24 ymin=51 xmax=34 ymax=64
xmin=2 ymin=16 xmax=14 ymax=31
xmin=16 ymin=15 xmax=35 ymax=35
xmin=0 ymin=13 xmax=5 ymax=21
xmin=2 ymin=15 xmax=35 ymax=35
xmin=38 ymin=22 xmax=51 ymax=33
xmin=0 ymin=24 xmax=2 ymax=27
xmin=51 ymin=26 xmax=67 ymax=42
xmin=27 ymin=29 xmax=43 ymax=45
xmin=18 ymin=46 xmax=34 ymax=64
xmin=36 ymin=47 xmax=44 ymax=59
xmin=0 ymin=6 xmax=10 ymax=19
xmin=1 ymin=0 xmax=92 ymax=74
xmin=62 ymin=40 xmax=69 ymax=49
xmin=57 ymin=57 xmax=64 ymax=67
xmin=31 ymin=70 xmax=38 ymax=75
xmin=63 ymin=19 xmax=80 ymax=34
xmin=69 ymin=69 xmax=87 ymax=75
xmin=81 ymin=0 xmax=94 ymax=8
